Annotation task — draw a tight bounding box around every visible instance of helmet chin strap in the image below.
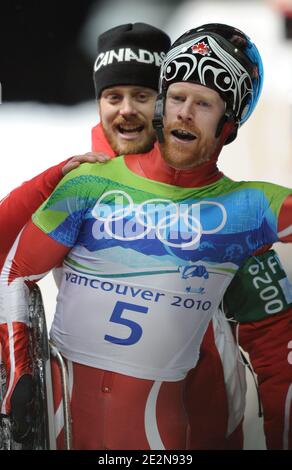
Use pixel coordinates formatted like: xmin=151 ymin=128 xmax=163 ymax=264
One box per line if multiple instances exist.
xmin=152 ymin=93 xmax=165 ymax=143
xmin=211 ymin=115 xmax=237 ymax=162
xmin=215 ymin=111 xmax=238 ymax=144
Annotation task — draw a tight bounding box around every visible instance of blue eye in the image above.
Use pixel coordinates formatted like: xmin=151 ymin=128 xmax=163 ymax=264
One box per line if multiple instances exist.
xmin=137 ymin=94 xmax=148 ymax=101
xmin=108 ymin=95 xmax=120 ymax=102
xmin=198 ymin=100 xmax=210 ymax=107
xmin=172 ymin=95 xmax=184 ymax=102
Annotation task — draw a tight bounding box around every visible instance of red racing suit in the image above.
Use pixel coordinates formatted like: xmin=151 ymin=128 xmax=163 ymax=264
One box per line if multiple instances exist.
xmin=0 ymin=128 xmax=245 ymax=449
xmin=0 ymin=138 xmax=291 ymax=448
xmin=223 ymin=245 xmax=292 ymax=449
xmin=0 ymin=123 xmax=274 ymax=448
xmin=1 ymin=145 xmax=292 ymax=449
xmin=0 ymin=158 xmax=69 ymax=402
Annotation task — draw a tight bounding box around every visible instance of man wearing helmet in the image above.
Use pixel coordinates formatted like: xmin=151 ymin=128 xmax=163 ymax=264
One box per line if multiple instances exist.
xmin=1 ymin=23 xmax=291 ymax=450
xmin=154 ymin=23 xmax=292 ymax=450
xmin=163 ymin=24 xmax=292 ymax=451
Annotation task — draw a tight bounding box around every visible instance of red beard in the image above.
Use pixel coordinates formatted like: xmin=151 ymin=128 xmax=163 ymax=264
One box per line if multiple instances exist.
xmin=102 ymin=116 xmax=156 ymax=155
xmin=160 ymin=121 xmax=218 ymax=169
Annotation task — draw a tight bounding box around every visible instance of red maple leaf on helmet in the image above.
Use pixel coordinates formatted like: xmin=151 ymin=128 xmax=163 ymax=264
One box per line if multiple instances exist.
xmin=191 ymin=41 xmax=211 ymax=56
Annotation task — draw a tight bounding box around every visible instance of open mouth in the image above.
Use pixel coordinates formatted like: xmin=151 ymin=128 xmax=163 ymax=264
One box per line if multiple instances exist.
xmin=171 ymin=129 xmax=196 ymax=141
xmin=117 ymin=124 xmax=144 ymax=134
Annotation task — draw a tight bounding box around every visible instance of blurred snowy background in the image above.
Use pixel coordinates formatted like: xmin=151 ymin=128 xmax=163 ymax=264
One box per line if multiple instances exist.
xmin=1 ymin=0 xmax=292 ymax=450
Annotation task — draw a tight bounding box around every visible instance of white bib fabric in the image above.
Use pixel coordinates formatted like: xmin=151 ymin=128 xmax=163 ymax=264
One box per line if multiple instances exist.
xmin=50 ymin=256 xmax=232 ymax=381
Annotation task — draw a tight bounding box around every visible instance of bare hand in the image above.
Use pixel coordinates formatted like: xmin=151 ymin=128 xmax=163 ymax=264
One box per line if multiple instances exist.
xmin=62 ymin=152 xmax=111 ymax=176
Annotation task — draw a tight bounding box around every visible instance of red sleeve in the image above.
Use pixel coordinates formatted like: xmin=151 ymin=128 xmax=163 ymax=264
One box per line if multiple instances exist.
xmin=278 ymin=194 xmax=292 ymax=242
xmin=0 ymin=158 xmax=70 ymax=272
xmin=238 ymin=308 xmax=292 ymax=449
xmin=0 ymin=222 xmax=69 ymax=414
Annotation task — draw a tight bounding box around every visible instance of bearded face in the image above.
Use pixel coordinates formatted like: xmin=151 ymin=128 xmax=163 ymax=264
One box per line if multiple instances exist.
xmin=160 ymin=82 xmax=226 ymax=169
xmin=160 ymin=119 xmax=219 ymax=169
xmin=99 ymin=86 xmax=157 ymax=155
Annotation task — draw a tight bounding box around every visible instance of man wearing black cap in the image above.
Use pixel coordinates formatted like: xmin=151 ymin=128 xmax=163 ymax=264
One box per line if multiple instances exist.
xmin=91 ymin=22 xmax=168 ymax=157
xmin=0 ymin=23 xmax=176 ymax=449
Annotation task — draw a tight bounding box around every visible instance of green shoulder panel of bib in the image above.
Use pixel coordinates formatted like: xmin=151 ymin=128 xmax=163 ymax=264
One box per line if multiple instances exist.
xmin=223 ymin=249 xmax=292 ymax=323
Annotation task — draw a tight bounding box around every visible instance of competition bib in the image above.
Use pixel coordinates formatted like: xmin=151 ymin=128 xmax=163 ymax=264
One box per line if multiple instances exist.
xmin=50 ymin=267 xmax=231 ymax=381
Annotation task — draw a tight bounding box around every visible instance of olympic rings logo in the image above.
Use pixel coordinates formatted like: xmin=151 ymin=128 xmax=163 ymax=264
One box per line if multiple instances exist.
xmin=91 ymin=190 xmax=227 ymax=249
